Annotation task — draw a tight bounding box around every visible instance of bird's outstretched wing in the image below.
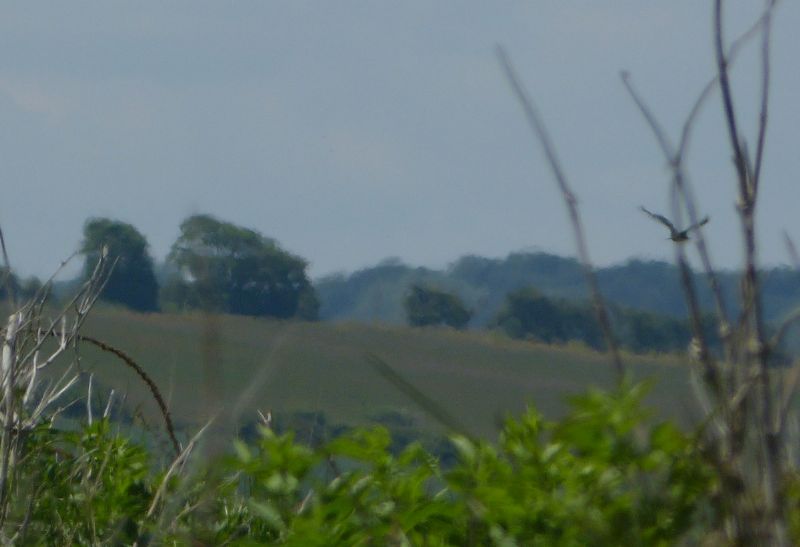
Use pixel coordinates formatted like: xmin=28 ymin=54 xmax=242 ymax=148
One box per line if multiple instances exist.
xmin=687 ymin=216 xmax=710 ymax=232
xmin=639 ymin=206 xmax=676 ymax=232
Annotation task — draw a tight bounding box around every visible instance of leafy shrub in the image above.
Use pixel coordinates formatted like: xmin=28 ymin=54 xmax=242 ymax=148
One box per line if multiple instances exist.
xmin=13 ymin=420 xmax=152 ymax=545
xmin=3 ymin=381 xmax=725 ymax=544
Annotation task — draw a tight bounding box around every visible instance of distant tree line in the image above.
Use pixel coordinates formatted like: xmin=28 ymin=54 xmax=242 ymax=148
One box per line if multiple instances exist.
xmin=35 ymin=214 xmax=319 ymax=320
xmin=0 ymin=268 xmax=43 ymax=303
xmin=1 ymin=223 xmax=789 ymax=356
xmin=401 ymin=283 xmax=721 ymax=355
xmin=319 ymin=252 xmax=800 ymax=328
xmin=493 ymin=288 xmax=602 ymax=348
xmin=493 ymin=287 xmax=721 ymax=355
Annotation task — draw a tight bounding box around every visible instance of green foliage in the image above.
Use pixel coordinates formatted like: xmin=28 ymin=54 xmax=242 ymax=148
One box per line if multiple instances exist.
xmin=193 ymin=382 xmax=715 ymax=544
xmin=495 ymin=287 xmax=721 ymax=355
xmin=0 ymin=268 xmax=44 ymax=303
xmin=495 ymin=287 xmax=602 ymax=348
xmin=82 ymin=218 xmax=160 ymax=312
xmin=163 ymin=214 xmax=318 ymax=320
xmin=315 ymin=258 xmax=472 ymax=324
xmin=616 ymin=308 xmax=689 ymax=353
xmin=404 ymin=284 xmax=472 ymax=330
xmin=317 ymin=253 xmax=800 ymax=331
xmin=13 ymin=420 xmax=152 ymax=545
xmin=2 ymin=382 xmax=730 ymax=544
xmin=445 ymin=383 xmax=713 ymax=546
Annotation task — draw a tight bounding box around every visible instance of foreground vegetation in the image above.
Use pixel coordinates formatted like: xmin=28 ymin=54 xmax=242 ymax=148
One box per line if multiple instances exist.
xmin=8 ymin=382 xmax=726 ymax=545
xmin=4 ymin=303 xmax=794 ymax=544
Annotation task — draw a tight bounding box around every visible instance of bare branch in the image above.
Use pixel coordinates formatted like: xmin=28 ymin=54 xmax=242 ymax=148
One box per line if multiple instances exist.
xmin=146 ymin=417 xmax=214 ymax=519
xmin=367 ymin=353 xmax=467 ymax=435
xmin=496 ymin=45 xmax=625 ymax=382
xmin=621 ymin=73 xmax=724 ymax=395
xmin=0 ymin=313 xmax=20 ymax=512
xmin=678 ymin=1 xmax=779 ymax=160
xmin=776 ymin=363 xmax=800 ymax=435
xmin=770 ymin=308 xmax=800 ymax=351
xmin=86 ymin=373 xmax=94 ymax=426
xmin=715 ymin=0 xmax=750 ymax=198
xmin=0 ymin=226 xmax=16 ymax=311
xmin=67 ymin=332 xmax=181 ymax=455
xmin=621 ymin=72 xmax=676 ymax=162
xmin=103 ymin=389 xmax=115 ymax=419
xmin=784 ymin=231 xmax=800 ymax=269
xmin=753 ymin=0 xmax=777 ymax=195
xmin=622 ymin=5 xmax=788 ymax=539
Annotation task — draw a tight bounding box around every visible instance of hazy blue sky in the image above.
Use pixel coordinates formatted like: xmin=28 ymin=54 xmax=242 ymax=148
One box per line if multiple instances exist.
xmin=1 ymin=2 xmax=798 ymax=279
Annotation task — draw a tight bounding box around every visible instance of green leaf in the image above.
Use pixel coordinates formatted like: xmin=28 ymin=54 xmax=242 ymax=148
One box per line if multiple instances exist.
xmin=450 ymin=435 xmax=476 ymax=464
xmin=247 ymin=499 xmax=286 ymax=533
xmin=233 ymin=439 xmax=252 ymax=463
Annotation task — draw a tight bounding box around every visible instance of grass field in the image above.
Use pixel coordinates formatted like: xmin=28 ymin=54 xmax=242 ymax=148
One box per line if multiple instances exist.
xmin=67 ymin=306 xmax=700 ymax=447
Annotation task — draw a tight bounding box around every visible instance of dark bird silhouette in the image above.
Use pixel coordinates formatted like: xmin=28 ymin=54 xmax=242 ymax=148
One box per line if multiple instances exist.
xmin=640 ymin=206 xmax=709 ymax=242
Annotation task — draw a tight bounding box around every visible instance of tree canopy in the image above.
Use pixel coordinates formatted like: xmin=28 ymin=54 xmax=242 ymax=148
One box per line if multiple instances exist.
xmin=495 ymin=287 xmax=602 ymax=348
xmin=494 ymin=286 xmax=725 ymax=355
xmin=404 ymin=284 xmax=471 ymax=330
xmin=81 ymin=218 xmax=159 ymax=312
xmin=0 ymin=268 xmax=43 ymax=304
xmin=164 ymin=214 xmax=318 ymax=320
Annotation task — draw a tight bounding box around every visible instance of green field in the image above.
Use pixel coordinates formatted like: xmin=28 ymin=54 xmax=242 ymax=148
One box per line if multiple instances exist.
xmin=74 ymin=306 xmax=698 ymax=444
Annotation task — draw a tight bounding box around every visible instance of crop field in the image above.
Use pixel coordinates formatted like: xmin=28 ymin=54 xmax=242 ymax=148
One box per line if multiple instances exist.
xmin=69 ymin=306 xmax=699 ymax=444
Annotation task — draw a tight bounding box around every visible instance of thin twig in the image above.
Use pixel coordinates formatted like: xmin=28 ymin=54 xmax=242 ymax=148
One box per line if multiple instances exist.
xmin=0 ymin=227 xmax=16 ymax=311
xmin=678 ymin=1 xmax=779 ymax=161
xmin=496 ymin=45 xmax=625 ymax=383
xmin=783 ymin=231 xmax=800 ymax=269
xmin=53 ymin=332 xmax=180 ymax=455
xmin=103 ymin=389 xmax=115 ymax=419
xmin=146 ymin=417 xmax=214 ymax=519
xmin=753 ymin=0 xmax=777 ymax=196
xmin=366 ymin=353 xmax=467 ymax=435
xmin=715 ymin=0 xmax=749 ymax=198
xmin=620 ymin=73 xmax=723 ymax=395
xmin=770 ymin=308 xmax=800 ymax=351
xmin=715 ymin=1 xmax=784 ymax=542
xmin=86 ymin=373 xmax=94 ymax=426
xmin=622 ymin=3 xmax=785 ymax=541
xmin=776 ymin=363 xmax=800 ymax=435
xmin=0 ymin=313 xmax=20 ymax=521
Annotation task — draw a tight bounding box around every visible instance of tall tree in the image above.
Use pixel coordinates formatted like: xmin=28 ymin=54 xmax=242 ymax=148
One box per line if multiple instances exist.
xmin=404 ymin=284 xmax=471 ymax=330
xmin=495 ymin=288 xmax=601 ymax=348
xmin=164 ymin=214 xmax=318 ymax=319
xmin=81 ymin=218 xmax=159 ymax=312
xmin=0 ymin=267 xmax=20 ymax=303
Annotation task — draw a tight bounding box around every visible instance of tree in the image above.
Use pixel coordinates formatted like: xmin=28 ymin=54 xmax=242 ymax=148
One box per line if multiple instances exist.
xmin=404 ymin=284 xmax=471 ymax=330
xmin=495 ymin=288 xmax=602 ymax=348
xmin=0 ymin=267 xmax=20 ymax=303
xmin=164 ymin=214 xmax=318 ymax=320
xmin=81 ymin=218 xmax=159 ymax=312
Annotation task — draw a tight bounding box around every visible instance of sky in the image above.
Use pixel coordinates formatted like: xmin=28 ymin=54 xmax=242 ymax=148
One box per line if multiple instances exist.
xmin=1 ymin=2 xmax=799 ymax=280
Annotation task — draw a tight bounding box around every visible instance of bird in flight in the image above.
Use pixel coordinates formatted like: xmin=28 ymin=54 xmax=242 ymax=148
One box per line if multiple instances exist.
xmin=640 ymin=206 xmax=709 ymax=242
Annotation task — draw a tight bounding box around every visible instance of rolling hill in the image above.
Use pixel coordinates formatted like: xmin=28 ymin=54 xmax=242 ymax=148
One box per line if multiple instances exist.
xmin=72 ymin=306 xmax=699 ymax=447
